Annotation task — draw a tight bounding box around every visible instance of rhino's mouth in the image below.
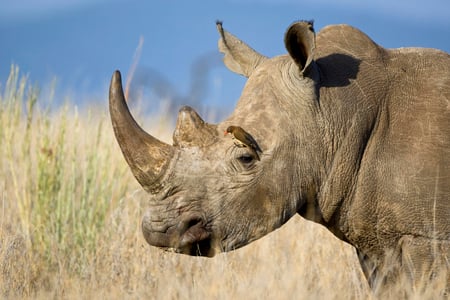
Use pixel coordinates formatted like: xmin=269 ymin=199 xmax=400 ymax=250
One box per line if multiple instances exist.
xmin=174 ymin=216 xmax=214 ymax=257
xmin=176 ymin=237 xmax=213 ymax=257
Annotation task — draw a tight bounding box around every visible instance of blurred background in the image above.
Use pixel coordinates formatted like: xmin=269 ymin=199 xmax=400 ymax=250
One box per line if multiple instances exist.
xmin=1 ymin=0 xmax=450 ymax=120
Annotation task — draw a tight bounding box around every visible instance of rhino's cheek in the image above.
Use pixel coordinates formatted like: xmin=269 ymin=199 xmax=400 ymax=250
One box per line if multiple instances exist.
xmin=214 ymin=188 xmax=282 ymax=252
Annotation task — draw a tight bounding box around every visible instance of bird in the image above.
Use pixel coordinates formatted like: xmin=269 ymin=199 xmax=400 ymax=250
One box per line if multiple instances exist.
xmin=224 ymin=126 xmax=263 ymax=161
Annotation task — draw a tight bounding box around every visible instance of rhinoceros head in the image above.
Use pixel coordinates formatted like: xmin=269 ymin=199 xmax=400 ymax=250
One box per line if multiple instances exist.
xmin=110 ymin=21 xmax=326 ymax=256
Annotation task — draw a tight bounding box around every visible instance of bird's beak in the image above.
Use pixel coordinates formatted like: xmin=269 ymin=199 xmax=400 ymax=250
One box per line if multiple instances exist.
xmin=223 ymin=131 xmax=228 ymax=136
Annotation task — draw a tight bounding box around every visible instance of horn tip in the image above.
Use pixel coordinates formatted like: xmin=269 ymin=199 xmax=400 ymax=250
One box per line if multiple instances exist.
xmin=110 ymin=70 xmax=124 ymax=95
xmin=112 ymin=70 xmax=122 ymax=82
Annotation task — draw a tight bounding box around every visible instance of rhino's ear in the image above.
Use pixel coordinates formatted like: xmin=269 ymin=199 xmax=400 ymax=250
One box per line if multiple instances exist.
xmin=216 ymin=21 xmax=267 ymax=78
xmin=173 ymin=106 xmax=218 ymax=148
xmin=284 ymin=21 xmax=316 ymax=74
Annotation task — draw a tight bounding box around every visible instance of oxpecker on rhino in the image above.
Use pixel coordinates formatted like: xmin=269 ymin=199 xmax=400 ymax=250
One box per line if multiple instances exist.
xmin=109 ymin=21 xmax=450 ymax=290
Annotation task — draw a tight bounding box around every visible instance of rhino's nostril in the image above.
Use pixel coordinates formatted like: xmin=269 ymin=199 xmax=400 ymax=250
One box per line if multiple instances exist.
xmin=177 ymin=216 xmax=203 ymax=234
xmin=187 ymin=217 xmax=203 ymax=228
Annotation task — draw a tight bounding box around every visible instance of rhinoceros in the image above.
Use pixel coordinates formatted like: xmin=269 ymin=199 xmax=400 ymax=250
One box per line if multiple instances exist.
xmin=109 ymin=21 xmax=450 ymax=289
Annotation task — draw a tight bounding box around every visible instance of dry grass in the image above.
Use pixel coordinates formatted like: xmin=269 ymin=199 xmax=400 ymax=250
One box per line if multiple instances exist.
xmin=0 ymin=66 xmax=447 ymax=299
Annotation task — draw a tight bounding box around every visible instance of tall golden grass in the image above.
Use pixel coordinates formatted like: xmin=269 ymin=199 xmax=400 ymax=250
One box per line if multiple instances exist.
xmin=0 ymin=66 xmax=446 ymax=299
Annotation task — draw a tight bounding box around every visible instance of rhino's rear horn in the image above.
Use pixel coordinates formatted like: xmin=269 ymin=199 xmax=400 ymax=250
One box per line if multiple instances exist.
xmin=173 ymin=106 xmax=218 ymax=148
xmin=109 ymin=70 xmax=174 ymax=193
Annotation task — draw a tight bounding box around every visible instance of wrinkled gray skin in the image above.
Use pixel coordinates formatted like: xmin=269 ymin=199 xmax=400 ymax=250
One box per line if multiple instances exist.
xmin=109 ymin=21 xmax=450 ymax=289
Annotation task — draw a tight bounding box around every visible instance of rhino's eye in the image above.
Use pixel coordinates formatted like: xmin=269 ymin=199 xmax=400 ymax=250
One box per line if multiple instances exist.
xmin=237 ymin=154 xmax=254 ymax=164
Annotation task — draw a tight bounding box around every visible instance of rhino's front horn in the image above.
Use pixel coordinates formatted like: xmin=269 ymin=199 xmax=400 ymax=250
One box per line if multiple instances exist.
xmin=109 ymin=71 xmax=174 ymax=193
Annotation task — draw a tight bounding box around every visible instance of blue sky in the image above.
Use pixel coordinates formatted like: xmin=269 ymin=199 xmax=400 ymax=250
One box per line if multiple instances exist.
xmin=1 ymin=0 xmax=450 ymax=118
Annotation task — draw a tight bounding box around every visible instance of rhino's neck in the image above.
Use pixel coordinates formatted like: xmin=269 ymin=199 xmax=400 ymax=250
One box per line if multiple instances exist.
xmin=313 ymin=58 xmax=387 ymax=241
